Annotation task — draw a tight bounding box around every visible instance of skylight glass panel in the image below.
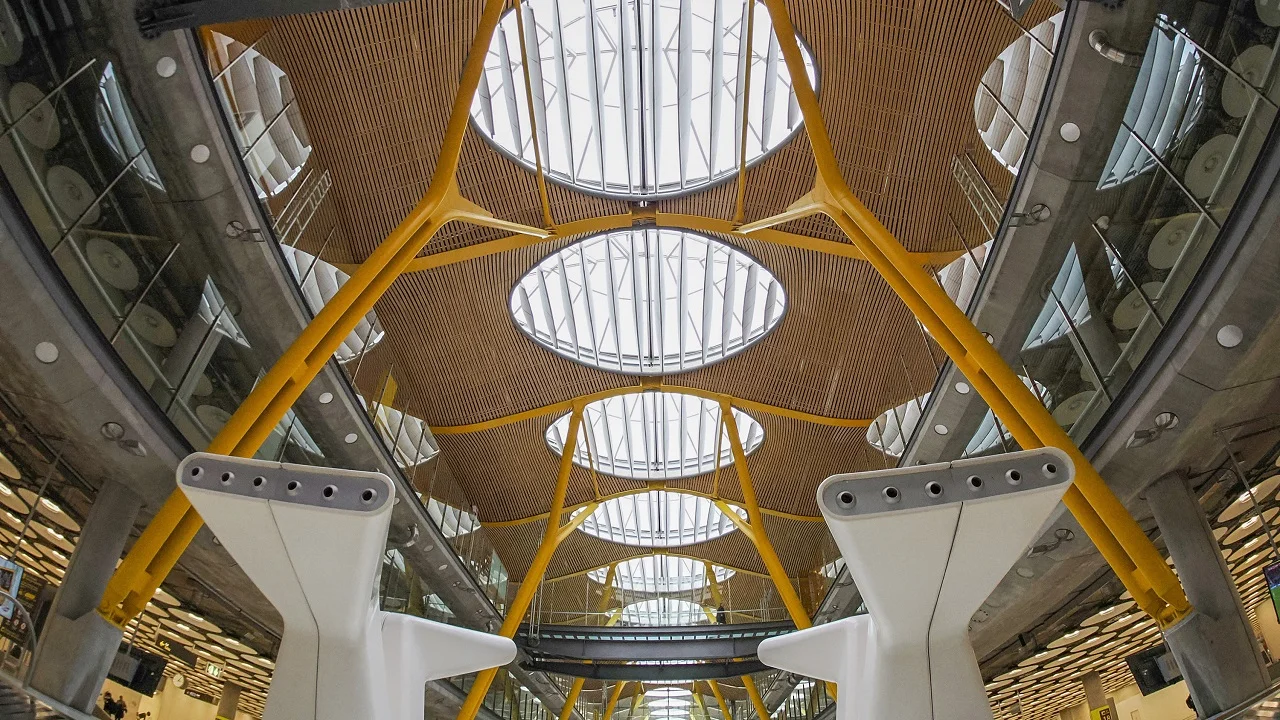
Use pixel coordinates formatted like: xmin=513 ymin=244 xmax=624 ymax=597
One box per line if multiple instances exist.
xmin=1099 ymin=16 xmax=1203 ymax=189
xmin=471 ymin=0 xmax=818 ymax=198
xmin=865 ymin=392 xmax=930 ymax=458
xmin=973 ymin=13 xmax=1061 ymax=173
xmin=963 ymin=378 xmax=1049 ymax=457
xmin=620 ymin=597 xmax=709 ymax=626
xmin=546 ymin=392 xmax=764 ymax=480
xmin=1022 ymin=244 xmax=1090 ymax=351
xmin=280 ymin=245 xmax=384 ymax=361
xmin=578 ymin=490 xmax=747 ymax=546
xmin=587 ymin=555 xmax=734 ymax=592
xmin=513 ymin=227 xmax=785 ymax=374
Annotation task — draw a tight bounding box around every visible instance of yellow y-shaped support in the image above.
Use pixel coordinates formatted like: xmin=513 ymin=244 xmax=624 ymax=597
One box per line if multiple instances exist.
xmin=97 ymin=0 xmax=548 ymax=628
xmin=457 ymin=405 xmax=593 ymax=720
xmin=755 ymin=0 xmax=1190 ymax=627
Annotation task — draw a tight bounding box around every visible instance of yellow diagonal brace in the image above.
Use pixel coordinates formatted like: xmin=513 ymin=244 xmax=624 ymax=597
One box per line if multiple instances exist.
xmin=692 ymin=681 xmax=712 ymax=720
xmin=742 ymin=675 xmax=770 ymax=720
xmin=488 ymin=487 xmax=823 ymax=530
xmin=382 ymin=211 xmax=963 ymax=275
xmin=456 ymin=405 xmax=586 ymax=720
xmin=98 ymin=0 xmax=514 ymax=628
xmin=720 ymin=406 xmax=811 ymax=631
xmin=561 ymin=678 xmax=586 ymax=720
xmin=759 ymin=0 xmax=1189 ymax=627
xmin=602 ymin=682 xmax=628 ymax=720
xmin=430 ymin=382 xmax=871 ymax=436
xmin=709 ymin=682 xmax=733 ymax=720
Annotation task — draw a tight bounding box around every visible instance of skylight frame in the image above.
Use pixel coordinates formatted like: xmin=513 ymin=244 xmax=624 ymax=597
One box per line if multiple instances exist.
xmin=511 ymin=227 xmax=787 ymax=375
xmin=578 ymin=490 xmax=748 ymax=547
xmin=619 ymin=597 xmax=711 ymax=626
xmin=545 ymin=392 xmax=765 ymax=480
xmin=469 ymin=0 xmax=820 ymax=200
xmin=586 ymin=555 xmax=734 ymax=593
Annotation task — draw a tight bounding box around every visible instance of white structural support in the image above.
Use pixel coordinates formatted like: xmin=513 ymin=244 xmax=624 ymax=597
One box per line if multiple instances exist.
xmin=177 ymin=454 xmax=516 ymax=720
xmin=758 ymin=448 xmax=1075 ymax=720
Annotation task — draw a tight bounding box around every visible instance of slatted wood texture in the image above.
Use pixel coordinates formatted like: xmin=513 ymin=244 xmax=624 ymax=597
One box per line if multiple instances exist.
xmin=209 ymin=0 xmax=1055 ymax=586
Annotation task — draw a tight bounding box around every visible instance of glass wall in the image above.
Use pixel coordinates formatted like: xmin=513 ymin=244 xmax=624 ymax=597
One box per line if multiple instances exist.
xmin=956 ymin=3 xmax=1278 ymax=455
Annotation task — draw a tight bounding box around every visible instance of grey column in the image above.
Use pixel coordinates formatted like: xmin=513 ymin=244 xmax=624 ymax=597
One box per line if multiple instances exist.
xmin=1082 ymin=671 xmax=1118 ymax=719
xmin=1147 ymin=471 xmax=1270 ymax=716
xmin=216 ymin=681 xmax=242 ymax=719
xmin=29 ymin=479 xmax=143 ymax=712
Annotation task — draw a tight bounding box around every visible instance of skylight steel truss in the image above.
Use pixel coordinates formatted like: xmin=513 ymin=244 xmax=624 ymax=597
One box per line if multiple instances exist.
xmin=512 ymin=227 xmax=786 ymax=374
xmin=620 ymin=598 xmax=710 ymax=626
xmin=546 ymin=392 xmax=764 ymax=480
xmin=579 ymin=490 xmax=748 ymax=547
xmin=587 ymin=555 xmax=734 ymax=593
xmin=472 ymin=0 xmax=816 ymax=198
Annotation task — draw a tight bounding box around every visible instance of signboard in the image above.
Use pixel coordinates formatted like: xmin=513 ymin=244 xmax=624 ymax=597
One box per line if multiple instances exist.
xmin=185 ymin=689 xmax=218 ymax=704
xmin=155 ymin=635 xmax=198 ymax=667
xmin=1264 ymin=561 xmax=1280 ymax=620
xmin=1090 ymin=708 xmax=1113 ymax=720
xmin=0 ymin=558 xmax=23 ymax=620
xmin=204 ymin=662 xmax=223 ymax=679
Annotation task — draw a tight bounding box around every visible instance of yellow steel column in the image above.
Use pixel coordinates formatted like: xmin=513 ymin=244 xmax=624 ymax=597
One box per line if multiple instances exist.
xmin=692 ymin=682 xmax=711 ymax=720
xmin=457 ymin=405 xmax=588 ymax=720
xmin=757 ymin=0 xmax=1189 ymax=626
xmin=742 ymin=676 xmax=770 ymax=720
xmin=720 ymin=404 xmax=811 ymax=630
xmin=709 ymin=682 xmax=733 ymax=720
xmin=97 ymin=0 xmax=525 ymax=628
xmin=602 ymin=682 xmax=628 ymax=720
xmin=560 ymin=679 xmax=586 ymax=720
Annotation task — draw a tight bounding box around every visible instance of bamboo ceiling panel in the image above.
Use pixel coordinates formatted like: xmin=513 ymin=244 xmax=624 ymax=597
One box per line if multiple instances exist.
xmin=213 ymin=0 xmax=1058 ymax=593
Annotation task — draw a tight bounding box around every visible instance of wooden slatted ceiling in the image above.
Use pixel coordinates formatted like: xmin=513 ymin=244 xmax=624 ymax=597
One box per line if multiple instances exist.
xmin=211 ymin=0 xmax=1053 ymax=586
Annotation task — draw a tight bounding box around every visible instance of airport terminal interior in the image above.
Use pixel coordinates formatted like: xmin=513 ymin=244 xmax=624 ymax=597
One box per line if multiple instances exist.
xmin=0 ymin=0 xmax=1279 ymax=717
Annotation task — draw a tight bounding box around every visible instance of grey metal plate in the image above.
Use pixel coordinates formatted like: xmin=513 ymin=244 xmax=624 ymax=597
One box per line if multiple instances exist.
xmin=178 ymin=452 xmax=393 ymax=513
xmin=819 ymin=447 xmax=1073 ymax=518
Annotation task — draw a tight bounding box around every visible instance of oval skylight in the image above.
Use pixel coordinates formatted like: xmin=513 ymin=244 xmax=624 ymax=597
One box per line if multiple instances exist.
xmin=866 ymin=392 xmax=930 ymax=458
xmin=471 ymin=0 xmax=818 ymax=198
xmin=578 ymin=490 xmax=747 ymax=547
xmin=512 ymin=227 xmax=785 ymax=374
xmin=620 ymin=598 xmax=709 ymax=626
xmin=587 ymin=555 xmax=734 ymax=593
xmin=546 ymin=392 xmax=764 ymax=480
xmin=974 ymin=13 xmax=1061 ymax=173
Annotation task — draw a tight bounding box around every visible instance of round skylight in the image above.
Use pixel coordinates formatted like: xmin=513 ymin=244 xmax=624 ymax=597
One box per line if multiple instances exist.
xmin=587 ymin=555 xmax=734 ymax=593
xmin=546 ymin=392 xmax=764 ymax=480
xmin=578 ymin=490 xmax=747 ymax=547
xmin=620 ymin=597 xmax=709 ymax=626
xmin=471 ymin=0 xmax=818 ymax=198
xmin=866 ymin=392 xmax=930 ymax=458
xmin=513 ymin=227 xmax=785 ymax=374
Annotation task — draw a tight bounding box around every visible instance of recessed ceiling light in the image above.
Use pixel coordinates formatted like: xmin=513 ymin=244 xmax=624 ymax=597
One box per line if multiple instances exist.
xmin=343 ymin=433 xmax=357 ymax=444
xmin=318 ymin=392 xmax=333 ymax=404
xmin=34 ymin=342 xmax=58 ymax=364
xmin=1216 ymin=324 xmax=1243 ymax=348
xmin=955 ymin=382 xmax=971 ymax=394
xmin=934 ymin=424 xmax=949 ymax=435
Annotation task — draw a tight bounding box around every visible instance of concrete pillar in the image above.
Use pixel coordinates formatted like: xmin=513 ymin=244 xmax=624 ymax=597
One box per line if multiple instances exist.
xmin=1146 ymin=471 xmax=1270 ymax=715
xmin=216 ymin=681 xmax=242 ymax=720
xmin=29 ymin=479 xmax=143 ymax=712
xmin=1081 ymin=671 xmax=1118 ymax=719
